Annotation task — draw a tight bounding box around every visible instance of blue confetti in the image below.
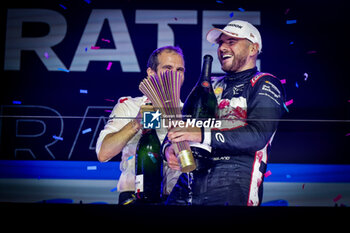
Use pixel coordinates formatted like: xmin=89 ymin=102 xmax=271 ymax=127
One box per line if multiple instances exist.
xmin=283 ymin=103 xmax=289 ymax=113
xmin=127 ymin=155 xmax=134 ymax=161
xmin=82 ymin=128 xmax=92 ymax=134
xmin=84 ymin=0 xmax=91 ymax=3
xmin=59 ymin=4 xmax=67 ymax=10
xmin=85 ymin=47 xmax=88 ymax=52
xmin=216 ymin=0 xmax=224 ymax=3
xmin=286 ymin=174 xmax=292 ymax=179
xmin=12 ymin=100 xmax=22 ymax=104
xmin=286 ymin=19 xmax=297 ymax=24
xmin=57 ymin=68 xmax=70 ymax=72
xmin=80 ymin=89 xmax=88 ymax=94
xmin=238 ymin=7 xmax=245 ymax=12
xmin=148 ymin=152 xmax=157 ymax=163
xmin=295 ymin=82 xmax=299 ymax=88
xmin=53 ymin=135 xmax=63 ymax=141
xmin=110 ymin=187 xmax=117 ymax=192
xmin=289 ymin=41 xmax=294 ymax=45
xmin=229 ymin=12 xmax=234 ymax=18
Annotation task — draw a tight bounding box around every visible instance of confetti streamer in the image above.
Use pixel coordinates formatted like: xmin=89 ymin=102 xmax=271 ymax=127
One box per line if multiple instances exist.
xmin=82 ymin=128 xmax=92 ymax=134
xmin=12 ymin=100 xmax=21 ymax=104
xmin=345 ymin=133 xmax=350 ymax=136
xmin=101 ymin=38 xmax=110 ymax=43
xmin=104 ymin=99 xmax=115 ymax=102
xmin=264 ymin=170 xmax=272 ymax=178
xmin=283 ymin=103 xmax=289 ymax=113
xmin=285 ymin=99 xmax=293 ymax=106
xmin=148 ymin=152 xmax=157 ymax=163
xmin=306 ymin=50 xmax=317 ymax=54
xmin=333 ymin=194 xmax=342 ymax=202
xmin=104 ymin=110 xmax=112 ymax=113
xmin=280 ymin=79 xmax=286 ymax=84
xmin=91 ymin=46 xmax=100 ymax=50
xmin=59 ymin=4 xmax=67 ymax=10
xmin=216 ymin=0 xmax=224 ymax=4
xmin=286 ymin=19 xmax=297 ymax=24
xmin=238 ymin=7 xmax=245 ymax=12
xmin=304 ymin=72 xmax=309 ymax=81
xmin=110 ymin=187 xmax=117 ymax=192
xmin=57 ymin=68 xmax=70 ymax=72
xmin=80 ymin=89 xmax=88 ymax=94
xmin=53 ymin=135 xmax=63 ymax=141
xmin=106 ymin=62 xmax=113 ymax=70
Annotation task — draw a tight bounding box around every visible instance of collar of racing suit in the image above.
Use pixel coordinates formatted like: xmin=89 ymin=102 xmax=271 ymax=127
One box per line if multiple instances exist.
xmin=224 ymin=67 xmax=258 ymax=82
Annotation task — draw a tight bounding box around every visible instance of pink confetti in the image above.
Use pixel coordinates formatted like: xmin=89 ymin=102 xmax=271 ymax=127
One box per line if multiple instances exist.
xmin=101 ymin=38 xmax=110 ymax=43
xmin=280 ymin=79 xmax=286 ymax=84
xmin=302 ymin=184 xmax=305 ymax=189
xmin=104 ymin=110 xmax=112 ymax=113
xmin=104 ymin=99 xmax=115 ymax=102
xmin=106 ymin=62 xmax=113 ymax=70
xmin=264 ymin=170 xmax=272 ymax=178
xmin=307 ymin=50 xmax=317 ymax=54
xmin=91 ymin=46 xmax=100 ymax=50
xmin=285 ymin=99 xmax=294 ymax=106
xmin=333 ymin=194 xmax=342 ymax=202
xmin=345 ymin=133 xmax=350 ymax=136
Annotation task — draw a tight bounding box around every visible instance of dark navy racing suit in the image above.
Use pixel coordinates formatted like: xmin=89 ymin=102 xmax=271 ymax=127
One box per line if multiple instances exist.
xmin=165 ymin=67 xmax=286 ymax=206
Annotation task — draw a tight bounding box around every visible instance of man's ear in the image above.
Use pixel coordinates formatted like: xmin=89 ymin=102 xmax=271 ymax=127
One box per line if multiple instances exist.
xmin=250 ymin=43 xmax=259 ymax=56
xmin=147 ymin=67 xmax=156 ymax=76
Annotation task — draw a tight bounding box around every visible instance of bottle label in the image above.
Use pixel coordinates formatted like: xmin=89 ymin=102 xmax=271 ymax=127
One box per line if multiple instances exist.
xmin=135 ymin=174 xmax=144 ymax=193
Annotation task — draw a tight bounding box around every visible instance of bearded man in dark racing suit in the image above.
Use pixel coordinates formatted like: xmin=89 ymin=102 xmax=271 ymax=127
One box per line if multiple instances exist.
xmin=163 ymin=20 xmax=286 ymax=206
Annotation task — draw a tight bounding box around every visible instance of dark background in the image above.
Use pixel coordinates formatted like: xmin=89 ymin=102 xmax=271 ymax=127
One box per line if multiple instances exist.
xmin=0 ymin=0 xmax=349 ymax=164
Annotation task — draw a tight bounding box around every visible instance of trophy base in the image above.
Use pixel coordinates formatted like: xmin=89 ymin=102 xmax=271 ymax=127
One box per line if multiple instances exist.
xmin=178 ymin=149 xmax=196 ymax=173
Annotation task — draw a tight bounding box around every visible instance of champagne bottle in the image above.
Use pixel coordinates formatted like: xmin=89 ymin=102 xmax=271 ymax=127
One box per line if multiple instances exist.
xmin=135 ymin=103 xmax=163 ymax=203
xmin=182 ymin=54 xmax=217 ymax=160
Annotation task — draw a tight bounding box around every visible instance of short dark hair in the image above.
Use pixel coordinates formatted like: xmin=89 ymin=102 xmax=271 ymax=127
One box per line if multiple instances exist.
xmin=147 ymin=46 xmax=184 ymax=72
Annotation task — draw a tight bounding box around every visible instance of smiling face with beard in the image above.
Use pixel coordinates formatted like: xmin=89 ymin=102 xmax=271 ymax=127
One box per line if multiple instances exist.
xmin=216 ymin=34 xmax=256 ymax=73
